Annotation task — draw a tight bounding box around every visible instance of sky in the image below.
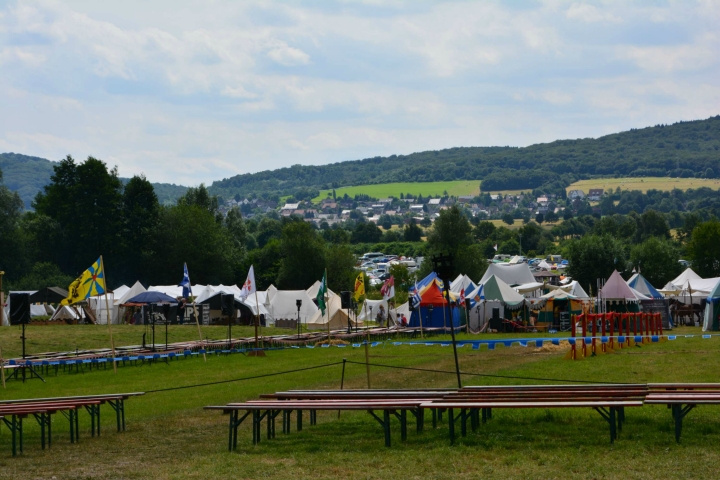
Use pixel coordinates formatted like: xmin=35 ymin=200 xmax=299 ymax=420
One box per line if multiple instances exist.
xmin=0 ymin=1 xmax=718 ymax=186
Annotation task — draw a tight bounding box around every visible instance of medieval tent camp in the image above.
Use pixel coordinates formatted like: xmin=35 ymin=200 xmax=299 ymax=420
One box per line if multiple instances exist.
xmin=408 ymin=282 xmax=461 ymax=329
xmin=266 ymin=290 xmax=318 ymax=325
xmin=702 ymin=279 xmax=720 ymax=331
xmin=480 ymin=263 xmax=537 ymax=286
xmin=450 ymin=274 xmax=476 ymax=294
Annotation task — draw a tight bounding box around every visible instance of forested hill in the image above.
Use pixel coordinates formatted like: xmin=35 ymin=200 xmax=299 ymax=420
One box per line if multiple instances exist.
xmin=210 ymin=115 xmax=720 ymax=198
xmin=0 ymin=152 xmax=188 ymax=209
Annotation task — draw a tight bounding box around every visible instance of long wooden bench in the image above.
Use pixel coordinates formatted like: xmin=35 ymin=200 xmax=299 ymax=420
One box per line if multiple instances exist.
xmin=0 ymin=393 xmax=144 ymax=456
xmin=645 ymin=383 xmax=720 ymax=442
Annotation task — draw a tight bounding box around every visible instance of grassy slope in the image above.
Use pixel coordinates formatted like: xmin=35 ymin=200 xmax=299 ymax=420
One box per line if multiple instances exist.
xmin=1 ymin=326 xmax=720 ymax=478
xmin=567 ymin=177 xmax=720 ymax=194
xmin=312 ymin=180 xmax=482 ymax=202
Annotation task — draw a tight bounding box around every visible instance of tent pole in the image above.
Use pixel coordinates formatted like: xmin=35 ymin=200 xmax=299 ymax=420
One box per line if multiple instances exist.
xmin=363 ymin=299 xmax=371 ymax=387
xmin=100 ymin=256 xmax=118 ymax=374
xmin=254 ymin=289 xmax=261 ymax=350
xmin=325 ymin=269 xmax=331 ymax=345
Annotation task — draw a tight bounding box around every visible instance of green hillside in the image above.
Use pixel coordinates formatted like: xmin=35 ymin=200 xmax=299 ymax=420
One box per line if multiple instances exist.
xmin=0 ymin=152 xmax=188 ymax=208
xmin=211 ymin=115 xmax=720 ymax=199
xmin=312 ymin=180 xmax=482 ymax=202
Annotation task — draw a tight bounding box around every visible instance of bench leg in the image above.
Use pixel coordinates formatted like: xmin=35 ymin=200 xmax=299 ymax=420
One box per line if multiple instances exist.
xmin=228 ymin=410 xmax=236 ymax=451
xmin=448 ymin=408 xmax=455 ymax=445
xmin=383 ymin=410 xmax=391 ymax=447
xmin=400 ymin=409 xmax=407 ymax=441
xmin=252 ymin=411 xmax=259 ymax=445
xmin=461 ymin=409 xmax=467 ymax=437
xmin=297 ymin=409 xmax=302 ymax=432
xmin=672 ymin=404 xmax=695 ymax=443
xmin=432 ymin=409 xmax=437 ymax=429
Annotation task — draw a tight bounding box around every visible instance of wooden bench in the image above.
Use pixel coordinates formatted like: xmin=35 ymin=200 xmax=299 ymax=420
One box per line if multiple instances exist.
xmin=0 ymin=393 xmax=144 ymax=456
xmin=645 ymin=384 xmax=720 ymax=442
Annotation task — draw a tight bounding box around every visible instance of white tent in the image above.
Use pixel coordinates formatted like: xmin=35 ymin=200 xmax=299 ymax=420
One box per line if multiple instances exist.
xmin=88 ymin=293 xmax=117 ymax=324
xmin=357 ymin=299 xmax=389 ymax=323
xmin=112 ymin=284 xmax=130 ymax=300
xmin=662 ymin=268 xmax=702 ymax=293
xmin=450 ymin=274 xmax=476 ymax=294
xmin=536 ymin=260 xmax=553 ymax=271
xmin=306 ymin=294 xmax=361 ymax=330
xmin=265 ymin=285 xmax=278 ymax=304
xmin=50 ymin=305 xmax=84 ymax=321
xmin=266 ymin=290 xmax=318 ymax=324
xmin=508 ymin=256 xmax=523 ymax=264
xmin=306 ymin=280 xmax=337 ymax=300
xmin=479 ymin=263 xmax=537 ymax=286
xmin=116 ymin=281 xmax=147 ymax=305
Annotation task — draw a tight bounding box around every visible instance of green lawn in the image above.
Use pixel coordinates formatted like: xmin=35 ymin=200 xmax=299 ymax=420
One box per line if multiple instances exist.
xmin=1 ymin=326 xmax=720 ymax=478
xmin=313 ymin=181 xmax=482 ymax=202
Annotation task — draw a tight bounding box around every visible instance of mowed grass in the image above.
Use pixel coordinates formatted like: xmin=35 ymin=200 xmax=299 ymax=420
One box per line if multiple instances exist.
xmin=567 ymin=177 xmax=720 ymax=194
xmin=1 ymin=327 xmax=720 ymax=478
xmin=313 ymin=181 xmax=481 ymax=202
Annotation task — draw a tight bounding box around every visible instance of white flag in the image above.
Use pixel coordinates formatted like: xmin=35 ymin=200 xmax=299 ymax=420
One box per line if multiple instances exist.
xmin=241 ymin=265 xmax=256 ymax=301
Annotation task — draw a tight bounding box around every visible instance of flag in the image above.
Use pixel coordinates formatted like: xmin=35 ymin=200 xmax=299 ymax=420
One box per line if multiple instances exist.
xmin=179 ymin=262 xmax=192 ymax=299
xmin=316 ymin=271 xmax=327 ymax=315
xmin=241 ymin=265 xmax=256 ymax=301
xmin=380 ymin=276 xmax=395 ymax=300
xmin=61 ymin=257 xmax=106 ymax=306
xmin=493 ymin=244 xmax=498 ymax=251
xmin=411 ymin=282 xmax=422 ymax=309
xmin=353 ymin=272 xmax=365 ymax=301
xmin=459 ymin=288 xmax=465 ymax=305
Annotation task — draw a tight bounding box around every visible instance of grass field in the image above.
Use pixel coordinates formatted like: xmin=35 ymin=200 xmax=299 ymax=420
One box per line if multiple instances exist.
xmin=312 ymin=181 xmax=482 ymax=202
xmin=309 ymin=177 xmax=720 ymax=204
xmin=566 ymin=177 xmax=720 ymax=194
xmin=1 ymin=325 xmax=720 ymax=478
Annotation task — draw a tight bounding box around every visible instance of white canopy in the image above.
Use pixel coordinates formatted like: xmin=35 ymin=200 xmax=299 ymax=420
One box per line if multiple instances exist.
xmin=536 ymin=260 xmax=553 ymax=270
xmin=480 ymin=263 xmax=537 ymax=286
xmin=306 ymin=294 xmax=360 ymax=330
xmin=514 ymin=282 xmax=544 ymax=294
xmin=306 ymin=280 xmax=337 ymax=299
xmin=450 ymin=274 xmax=476 ymax=293
xmin=266 ymin=290 xmax=318 ymax=321
xmin=112 ymin=284 xmax=130 ymax=299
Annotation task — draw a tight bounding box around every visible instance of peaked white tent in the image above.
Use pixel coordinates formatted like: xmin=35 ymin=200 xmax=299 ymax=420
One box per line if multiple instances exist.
xmin=450 ymin=274 xmax=476 ymax=294
xmin=50 ymin=305 xmax=84 ymax=321
xmin=266 ymin=290 xmax=318 ymax=323
xmin=306 ymin=280 xmax=336 ymax=300
xmin=112 ymin=284 xmax=130 ymax=300
xmin=306 ymin=294 xmax=360 ymax=330
xmin=662 ymin=268 xmax=702 ymax=293
xmin=116 ymin=281 xmax=147 ymax=305
xmin=480 ymin=263 xmax=536 ymax=286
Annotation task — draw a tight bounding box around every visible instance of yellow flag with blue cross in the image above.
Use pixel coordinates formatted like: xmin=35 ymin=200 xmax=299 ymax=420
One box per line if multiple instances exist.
xmin=61 ymin=257 xmax=106 ymax=306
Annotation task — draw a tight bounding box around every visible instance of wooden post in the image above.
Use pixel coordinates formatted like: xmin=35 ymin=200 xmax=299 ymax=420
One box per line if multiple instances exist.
xmin=100 ymin=256 xmax=118 ymax=374
xmin=192 ymin=300 xmax=206 ymax=362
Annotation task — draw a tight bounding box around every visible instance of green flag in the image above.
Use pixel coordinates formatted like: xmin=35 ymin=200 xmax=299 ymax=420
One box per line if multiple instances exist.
xmin=316 ymin=270 xmax=327 ymax=315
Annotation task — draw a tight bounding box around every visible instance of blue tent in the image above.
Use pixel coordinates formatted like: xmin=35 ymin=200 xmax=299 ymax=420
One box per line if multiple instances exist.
xmin=703 ymin=279 xmax=720 ymax=331
xmin=627 ymin=273 xmax=663 ymax=299
xmin=408 ymin=283 xmax=461 ymax=329
xmin=125 ymin=291 xmax=178 ymax=305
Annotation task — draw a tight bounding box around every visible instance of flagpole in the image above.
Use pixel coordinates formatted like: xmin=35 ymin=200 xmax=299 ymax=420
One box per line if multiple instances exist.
xmin=193 ymin=297 xmax=206 ymax=362
xmin=325 ymin=269 xmax=332 ymax=345
xmin=100 ymin=256 xmax=118 ymax=374
xmin=254 ymin=289 xmax=262 ymax=351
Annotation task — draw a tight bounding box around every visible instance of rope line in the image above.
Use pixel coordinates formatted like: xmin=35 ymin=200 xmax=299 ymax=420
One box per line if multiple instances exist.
xmin=144 ymin=361 xmax=344 ymax=394
xmin=344 ymin=360 xmax=631 ymax=385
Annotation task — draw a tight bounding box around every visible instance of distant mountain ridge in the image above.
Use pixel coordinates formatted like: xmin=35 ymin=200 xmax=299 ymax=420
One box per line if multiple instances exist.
xmin=3 ymin=115 xmax=720 ymax=207
xmin=209 ymin=115 xmax=720 ymax=198
xmin=0 ymin=152 xmax=188 ymax=209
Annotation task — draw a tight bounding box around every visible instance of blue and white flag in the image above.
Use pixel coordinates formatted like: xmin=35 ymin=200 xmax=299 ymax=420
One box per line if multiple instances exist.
xmin=179 ymin=262 xmax=192 ymax=298
xmin=411 ymin=282 xmax=422 ymax=309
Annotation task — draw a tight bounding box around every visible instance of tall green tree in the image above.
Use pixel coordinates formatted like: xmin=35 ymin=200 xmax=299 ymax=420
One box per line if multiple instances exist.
xmin=151 ymin=204 xmax=240 ymax=285
xmin=403 ymin=218 xmax=423 ymax=242
xmin=33 ymin=156 xmax=124 ymax=274
xmin=425 ymin=205 xmax=475 ymax=278
xmin=687 ymin=220 xmax=720 ymax=278
xmin=629 ymin=237 xmax=681 ymax=287
xmin=325 ymin=243 xmax=357 ymax=293
xmin=276 ymin=221 xmax=326 ymax=289
xmin=566 ymin=234 xmax=628 ymax=293
xmin=0 ymin=167 xmax=27 ymax=282
xmin=120 ymin=175 xmax=160 ymax=282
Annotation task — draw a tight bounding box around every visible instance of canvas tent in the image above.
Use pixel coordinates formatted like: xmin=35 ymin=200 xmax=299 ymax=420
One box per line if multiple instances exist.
xmin=266 ymin=290 xmax=318 ymax=325
xmin=466 ymin=275 xmax=526 ymax=331
xmin=627 ymin=273 xmax=664 ymax=299
xmin=112 ymin=285 xmax=130 ymax=301
xmin=661 ymin=268 xmax=702 ymax=294
xmin=450 ymin=274 xmax=476 ymax=294
xmin=357 ymin=299 xmax=390 ymax=323
xmin=305 ymin=294 xmax=360 ymax=330
xmin=29 ymin=287 xmax=69 ymax=305
xmin=480 ymin=263 xmax=537 ymax=287
xmin=702 ymin=280 xmax=720 ymax=331
xmin=408 ymin=283 xmax=461 ymax=329
xmin=50 ymin=305 xmax=84 ymax=321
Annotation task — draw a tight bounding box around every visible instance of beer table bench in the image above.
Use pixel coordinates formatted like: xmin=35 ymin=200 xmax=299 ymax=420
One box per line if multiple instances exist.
xmin=646 ymin=383 xmax=720 ymax=442
xmin=206 ymin=398 xmax=439 ymax=450
xmin=0 ymin=393 xmax=145 ymax=456
xmin=421 ymin=398 xmax=644 ymax=444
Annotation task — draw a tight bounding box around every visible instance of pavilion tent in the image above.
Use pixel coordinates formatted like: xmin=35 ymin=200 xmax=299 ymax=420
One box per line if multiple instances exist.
xmin=307 ymin=280 xmax=337 ymax=300
xmin=600 ymin=271 xmax=643 ymax=302
xmin=265 ymin=285 xmax=278 ymax=304
xmin=450 ymin=274 xmax=476 ymax=294
xmin=266 ymin=290 xmax=318 ymax=324
xmin=30 ymin=304 xmax=54 ymax=317
xmin=627 ymin=273 xmax=664 ymax=299
xmin=305 ymin=294 xmax=360 ymax=330
xmin=662 ymin=268 xmax=702 ymax=294
xmin=116 ymin=281 xmax=147 ymax=305
xmin=481 ymin=275 xmax=527 ymax=308
xmin=87 ymin=293 xmax=118 ymax=324
xmin=479 ymin=263 xmax=536 ymax=286
xmin=111 ymin=285 xmax=130 ymax=301
xmin=408 ymin=283 xmax=461 ymax=329
xmin=702 ymin=280 xmax=720 ymax=331
xmin=536 ymin=260 xmax=553 ymax=271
